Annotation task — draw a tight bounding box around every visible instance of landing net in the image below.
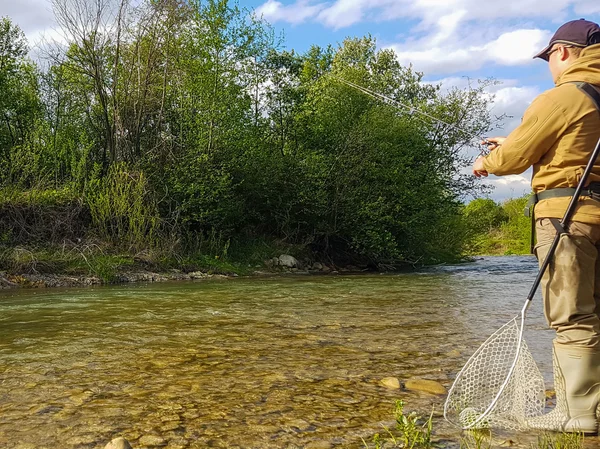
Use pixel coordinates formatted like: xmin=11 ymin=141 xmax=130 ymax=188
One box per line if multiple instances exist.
xmin=444 ymin=316 xmax=546 ymax=430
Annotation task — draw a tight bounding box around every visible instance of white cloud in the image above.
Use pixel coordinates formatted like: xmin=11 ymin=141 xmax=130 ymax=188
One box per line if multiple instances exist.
xmin=488 ymin=85 xmax=540 ymax=134
xmin=254 ymin=0 xmax=326 ymax=25
xmin=388 ymin=27 xmax=550 ymax=75
xmin=1 ymin=0 xmax=56 ymax=52
xmin=487 ymin=173 xmax=532 ymax=202
xmin=484 ymin=29 xmax=550 ymax=66
xmin=317 ymin=0 xmax=365 ymax=29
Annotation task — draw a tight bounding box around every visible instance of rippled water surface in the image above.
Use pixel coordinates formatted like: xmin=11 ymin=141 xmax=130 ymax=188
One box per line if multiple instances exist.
xmin=1 ymin=256 xmax=598 ymax=449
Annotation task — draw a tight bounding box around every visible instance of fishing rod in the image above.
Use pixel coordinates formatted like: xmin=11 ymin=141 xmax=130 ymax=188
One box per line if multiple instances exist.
xmin=333 ymin=77 xmax=493 ymax=156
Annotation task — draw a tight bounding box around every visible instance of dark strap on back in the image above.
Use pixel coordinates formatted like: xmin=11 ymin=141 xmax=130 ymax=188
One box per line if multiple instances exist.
xmin=573 ymin=82 xmax=600 ymax=114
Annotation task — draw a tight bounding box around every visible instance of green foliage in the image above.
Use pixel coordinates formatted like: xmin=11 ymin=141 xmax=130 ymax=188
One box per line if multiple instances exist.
xmin=499 ymin=196 xmax=532 ymax=254
xmin=460 ymin=430 xmax=491 ymax=449
xmin=464 ymin=198 xmax=508 ymax=233
xmin=533 ymin=432 xmax=583 ymax=449
xmin=0 ymin=17 xmax=43 ymax=186
xmin=362 ymin=400 xmax=433 ymax=449
xmin=463 ymin=195 xmax=532 ymax=256
xmin=85 ymin=163 xmax=159 ymax=247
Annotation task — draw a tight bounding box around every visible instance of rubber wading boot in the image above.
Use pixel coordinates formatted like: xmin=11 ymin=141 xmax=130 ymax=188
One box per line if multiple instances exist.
xmin=527 ymin=342 xmax=600 ymax=434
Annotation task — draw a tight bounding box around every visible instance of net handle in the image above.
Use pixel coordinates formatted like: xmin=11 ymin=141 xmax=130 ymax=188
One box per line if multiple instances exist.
xmin=526 ymin=136 xmax=600 ymax=302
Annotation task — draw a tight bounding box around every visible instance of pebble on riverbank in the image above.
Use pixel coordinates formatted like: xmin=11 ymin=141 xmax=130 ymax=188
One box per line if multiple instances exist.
xmin=380 ymin=377 xmax=401 ymax=390
xmin=104 ymin=437 xmax=132 ymax=449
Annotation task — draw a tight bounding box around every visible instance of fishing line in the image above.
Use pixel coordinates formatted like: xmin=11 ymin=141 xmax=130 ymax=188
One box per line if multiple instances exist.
xmin=333 ymin=77 xmax=492 ymax=156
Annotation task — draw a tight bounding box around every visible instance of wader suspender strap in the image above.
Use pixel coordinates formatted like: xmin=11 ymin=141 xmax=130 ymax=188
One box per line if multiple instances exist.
xmin=576 ymin=82 xmax=600 ymax=112
xmin=527 ymin=82 xmax=600 ymax=254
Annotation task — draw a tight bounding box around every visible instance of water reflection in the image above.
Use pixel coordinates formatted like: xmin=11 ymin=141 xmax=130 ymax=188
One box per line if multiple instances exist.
xmin=0 ymin=256 xmax=592 ymax=448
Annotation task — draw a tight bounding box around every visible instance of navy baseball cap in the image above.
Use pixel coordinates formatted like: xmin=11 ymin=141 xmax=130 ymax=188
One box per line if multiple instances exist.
xmin=534 ymin=19 xmax=600 ymax=61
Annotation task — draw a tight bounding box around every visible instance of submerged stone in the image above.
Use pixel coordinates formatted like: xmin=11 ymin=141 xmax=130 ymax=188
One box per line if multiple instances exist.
xmin=404 ymin=378 xmax=447 ymax=395
xmin=138 ymin=435 xmax=167 ymax=446
xmin=305 ymin=442 xmax=333 ymax=449
xmin=104 ymin=437 xmax=133 ymax=449
xmin=380 ymin=377 xmax=401 ymax=389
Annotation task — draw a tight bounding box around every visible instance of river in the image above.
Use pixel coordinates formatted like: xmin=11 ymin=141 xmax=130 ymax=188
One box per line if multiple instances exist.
xmin=0 ymin=256 xmax=597 ymax=449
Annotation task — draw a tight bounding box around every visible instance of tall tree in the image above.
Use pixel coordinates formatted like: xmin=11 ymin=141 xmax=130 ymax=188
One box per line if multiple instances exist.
xmin=0 ymin=17 xmax=43 ymax=186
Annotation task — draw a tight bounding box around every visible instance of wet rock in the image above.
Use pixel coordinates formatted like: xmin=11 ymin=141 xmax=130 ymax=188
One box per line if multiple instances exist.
xmin=160 ymin=414 xmax=181 ymax=423
xmin=305 ymin=442 xmax=333 ymax=449
xmin=446 ymin=349 xmax=461 ymax=358
xmin=278 ymin=254 xmax=299 ymax=268
xmin=66 ymin=435 xmax=97 ymax=446
xmin=380 ymin=377 xmax=401 ymax=390
xmin=286 ymin=418 xmax=311 ymax=431
xmin=69 ymin=391 xmax=94 ymax=405
xmin=404 ymin=378 xmax=447 ymax=395
xmin=160 ymin=421 xmax=181 ymax=432
xmin=312 ymin=262 xmax=323 ymax=270
xmin=139 ymin=435 xmax=167 ymax=446
xmin=0 ymin=273 xmax=19 ymax=288
xmin=104 ymin=437 xmax=133 ymax=449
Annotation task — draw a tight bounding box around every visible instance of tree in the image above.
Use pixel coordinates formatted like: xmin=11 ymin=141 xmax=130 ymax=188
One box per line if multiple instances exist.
xmin=0 ymin=17 xmax=43 ymax=186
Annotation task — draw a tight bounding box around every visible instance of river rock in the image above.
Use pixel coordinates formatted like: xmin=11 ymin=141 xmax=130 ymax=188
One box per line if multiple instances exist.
xmin=380 ymin=377 xmax=401 ymax=390
xmin=312 ymin=262 xmax=323 ymax=270
xmin=404 ymin=378 xmax=447 ymax=395
xmin=139 ymin=435 xmax=166 ymax=446
xmin=305 ymin=442 xmax=333 ymax=449
xmin=278 ymin=255 xmax=299 ymax=268
xmin=104 ymin=437 xmax=133 ymax=449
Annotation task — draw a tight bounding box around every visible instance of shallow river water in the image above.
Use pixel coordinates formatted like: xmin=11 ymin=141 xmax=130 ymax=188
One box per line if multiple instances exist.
xmin=1 ymin=256 xmax=599 ymax=449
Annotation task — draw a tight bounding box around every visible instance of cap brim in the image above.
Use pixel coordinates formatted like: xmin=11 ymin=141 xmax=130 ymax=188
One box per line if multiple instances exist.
xmin=533 ymin=43 xmax=552 ymax=61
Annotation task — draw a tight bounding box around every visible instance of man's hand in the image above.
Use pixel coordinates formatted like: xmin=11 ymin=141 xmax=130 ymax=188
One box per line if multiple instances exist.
xmin=482 ymin=137 xmax=506 ymax=151
xmin=473 ymin=156 xmax=488 ymax=178
xmin=473 ymin=136 xmax=506 ymax=178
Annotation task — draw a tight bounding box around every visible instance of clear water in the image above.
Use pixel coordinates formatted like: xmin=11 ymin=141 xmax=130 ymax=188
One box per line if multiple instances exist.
xmin=0 ymin=256 xmax=597 ymax=448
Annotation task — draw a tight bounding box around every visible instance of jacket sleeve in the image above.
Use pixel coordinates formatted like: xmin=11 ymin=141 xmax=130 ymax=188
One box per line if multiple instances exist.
xmin=482 ymin=92 xmax=568 ymax=176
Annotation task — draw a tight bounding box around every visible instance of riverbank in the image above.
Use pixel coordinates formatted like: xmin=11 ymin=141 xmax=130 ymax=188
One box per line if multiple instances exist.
xmin=0 ymin=252 xmax=349 ymax=289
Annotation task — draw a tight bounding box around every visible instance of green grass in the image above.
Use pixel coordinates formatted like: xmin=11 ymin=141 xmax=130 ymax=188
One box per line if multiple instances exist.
xmin=533 ymin=432 xmax=584 ymax=449
xmin=362 ymin=400 xmax=434 ymax=449
xmin=360 ymin=401 xmax=584 ymax=449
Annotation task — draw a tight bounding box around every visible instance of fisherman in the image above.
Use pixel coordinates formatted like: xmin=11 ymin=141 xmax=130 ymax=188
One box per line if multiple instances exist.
xmin=472 ymin=19 xmax=600 ymax=433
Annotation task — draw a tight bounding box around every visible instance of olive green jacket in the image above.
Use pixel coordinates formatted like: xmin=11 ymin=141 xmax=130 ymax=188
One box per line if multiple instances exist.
xmin=483 ymin=44 xmax=600 ymax=224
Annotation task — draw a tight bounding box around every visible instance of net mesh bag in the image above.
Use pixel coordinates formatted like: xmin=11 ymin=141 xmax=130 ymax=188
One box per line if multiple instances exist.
xmin=444 ymin=317 xmax=546 ymax=431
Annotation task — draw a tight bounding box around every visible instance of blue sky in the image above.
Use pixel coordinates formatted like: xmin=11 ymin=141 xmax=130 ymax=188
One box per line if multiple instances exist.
xmin=3 ymin=0 xmax=600 ymax=201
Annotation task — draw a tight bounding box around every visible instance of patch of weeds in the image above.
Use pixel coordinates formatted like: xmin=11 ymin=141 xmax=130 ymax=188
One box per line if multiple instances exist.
xmin=460 ymin=430 xmax=491 ymax=449
xmin=176 ymin=254 xmax=248 ymax=276
xmin=85 ymin=255 xmax=134 ymax=283
xmin=533 ymin=432 xmax=583 ymax=449
xmin=362 ymin=400 xmax=433 ymax=449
